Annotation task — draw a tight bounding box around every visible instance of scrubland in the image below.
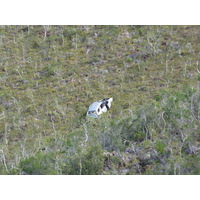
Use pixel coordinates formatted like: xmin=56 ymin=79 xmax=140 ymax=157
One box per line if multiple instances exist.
xmin=0 ymin=25 xmax=199 ymax=174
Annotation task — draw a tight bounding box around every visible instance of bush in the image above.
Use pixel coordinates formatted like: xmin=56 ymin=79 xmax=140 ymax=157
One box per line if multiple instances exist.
xmin=19 ymin=152 xmax=57 ymax=175
xmin=63 ymin=145 xmax=104 ymax=175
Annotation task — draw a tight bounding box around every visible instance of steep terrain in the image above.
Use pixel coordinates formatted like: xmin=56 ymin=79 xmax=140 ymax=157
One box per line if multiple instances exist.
xmin=0 ymin=25 xmax=200 ymax=174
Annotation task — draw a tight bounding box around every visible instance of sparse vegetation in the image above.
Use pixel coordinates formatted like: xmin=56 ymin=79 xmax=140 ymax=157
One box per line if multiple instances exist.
xmin=0 ymin=25 xmax=199 ymax=175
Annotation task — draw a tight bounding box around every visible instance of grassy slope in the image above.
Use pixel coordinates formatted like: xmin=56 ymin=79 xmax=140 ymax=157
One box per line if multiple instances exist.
xmin=0 ymin=25 xmax=200 ymax=174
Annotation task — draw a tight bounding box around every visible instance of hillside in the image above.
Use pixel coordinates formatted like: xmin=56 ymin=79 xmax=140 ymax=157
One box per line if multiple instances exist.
xmin=0 ymin=25 xmax=199 ymax=174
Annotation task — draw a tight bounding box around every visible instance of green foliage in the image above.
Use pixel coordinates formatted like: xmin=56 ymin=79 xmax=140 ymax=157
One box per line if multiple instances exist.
xmin=154 ymin=95 xmax=162 ymax=101
xmin=19 ymin=152 xmax=57 ymax=175
xmin=126 ymin=57 xmax=133 ymax=62
xmin=42 ymin=64 xmax=56 ymax=77
xmin=62 ymin=145 xmax=104 ymax=175
xmin=155 ymin=140 xmax=167 ymax=155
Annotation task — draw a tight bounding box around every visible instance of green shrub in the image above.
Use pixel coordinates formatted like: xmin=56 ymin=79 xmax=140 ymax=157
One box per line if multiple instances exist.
xmin=155 ymin=140 xmax=167 ymax=155
xmin=19 ymin=152 xmax=57 ymax=175
xmin=63 ymin=145 xmax=104 ymax=175
xmin=42 ymin=65 xmax=55 ymax=77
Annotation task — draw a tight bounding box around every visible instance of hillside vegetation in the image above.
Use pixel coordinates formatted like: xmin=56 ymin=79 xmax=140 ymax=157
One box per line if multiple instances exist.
xmin=0 ymin=25 xmax=200 ymax=175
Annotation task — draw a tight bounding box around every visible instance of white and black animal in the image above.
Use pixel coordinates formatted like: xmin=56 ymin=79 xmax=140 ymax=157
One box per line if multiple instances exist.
xmin=87 ymin=98 xmax=113 ymax=118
